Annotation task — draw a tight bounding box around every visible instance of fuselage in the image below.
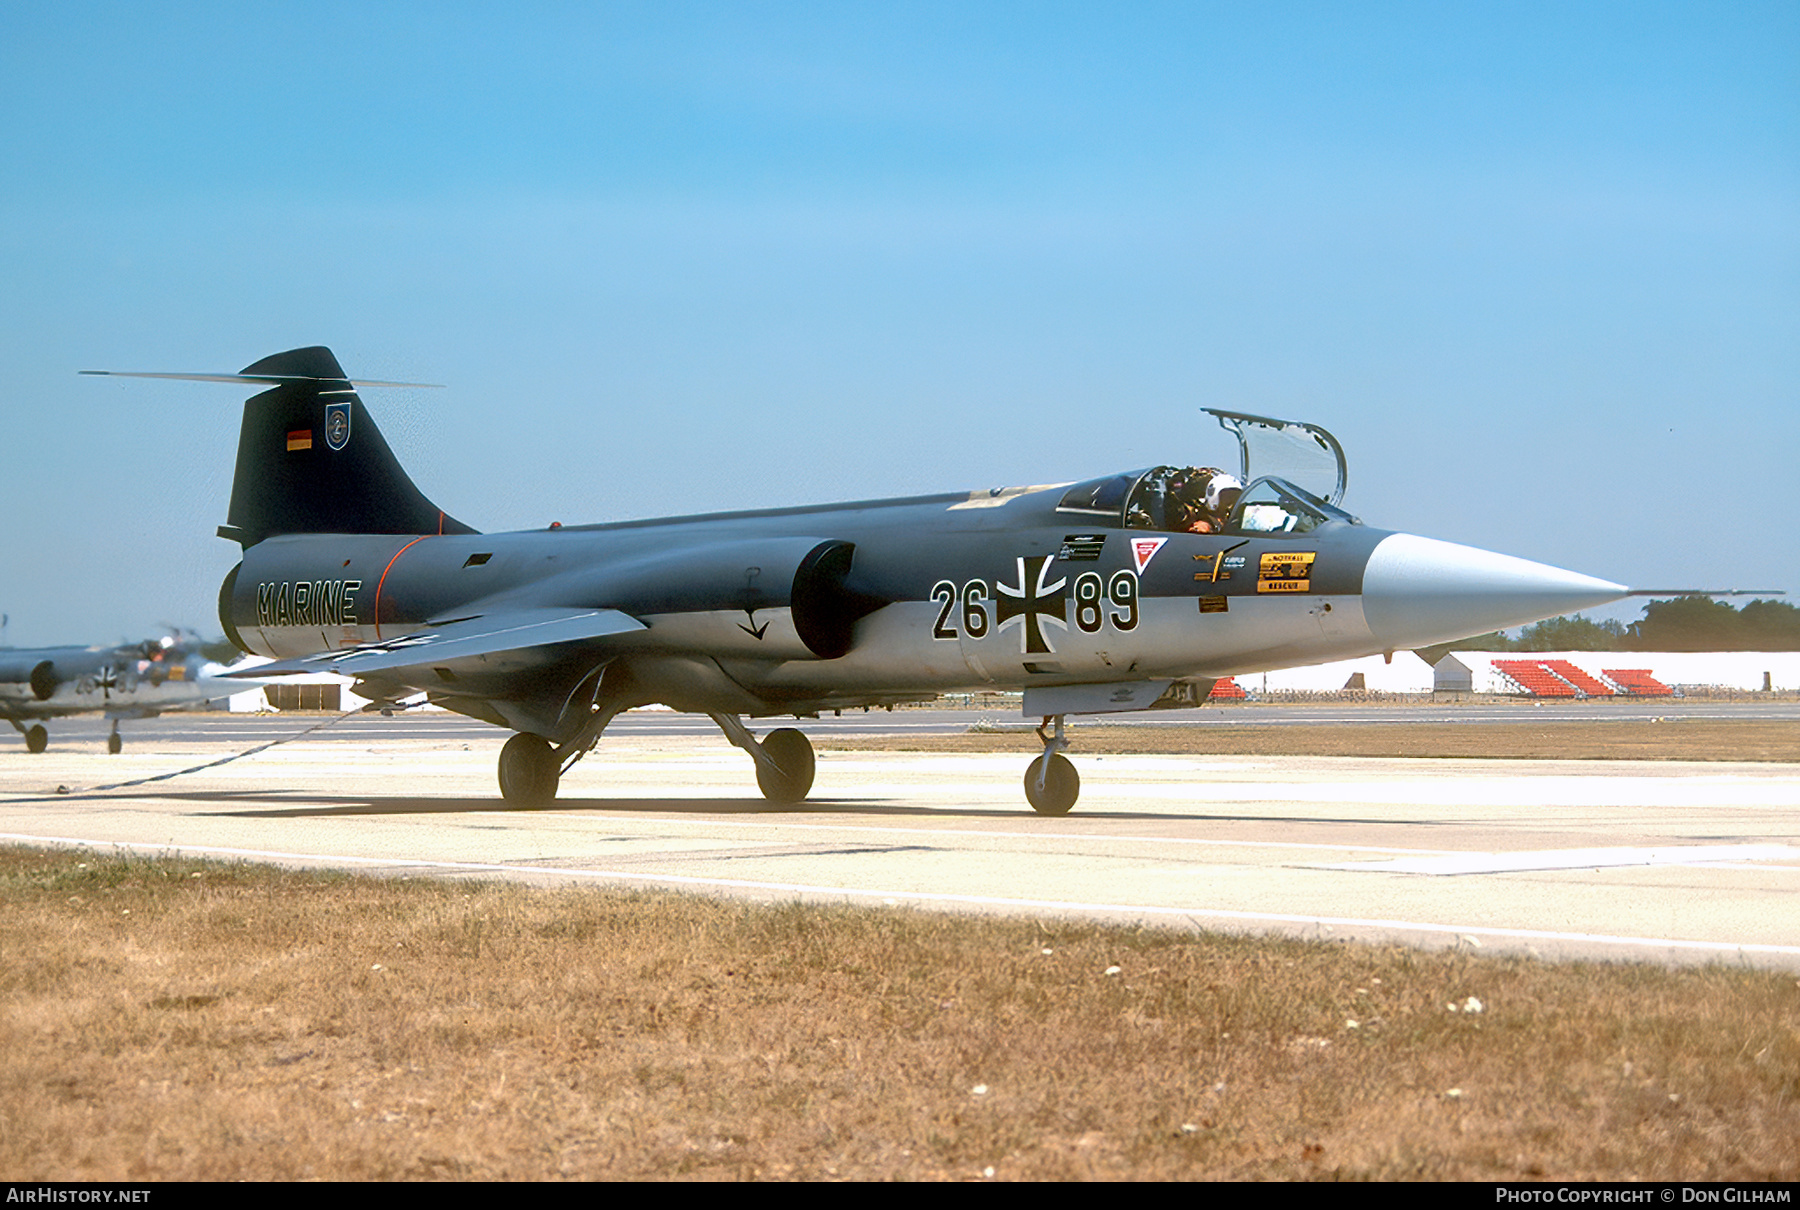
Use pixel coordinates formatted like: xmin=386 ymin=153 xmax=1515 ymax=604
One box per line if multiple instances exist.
xmin=223 ymin=474 xmax=1628 ymax=726
xmin=101 ymin=343 xmax=1632 ymax=807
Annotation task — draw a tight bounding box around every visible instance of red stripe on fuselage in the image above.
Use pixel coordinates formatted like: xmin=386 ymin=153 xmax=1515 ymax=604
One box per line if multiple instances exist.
xmin=372 ymin=537 xmax=426 ymax=640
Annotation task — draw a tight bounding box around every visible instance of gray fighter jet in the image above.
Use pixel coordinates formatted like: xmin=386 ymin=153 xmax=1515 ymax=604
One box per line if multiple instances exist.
xmin=90 ymin=346 xmax=1634 ymax=812
xmin=1 ymin=633 xmax=249 ymax=753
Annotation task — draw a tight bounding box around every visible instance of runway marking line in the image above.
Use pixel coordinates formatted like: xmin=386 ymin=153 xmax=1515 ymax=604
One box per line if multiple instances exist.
xmin=8 ymin=831 xmax=1800 ymax=963
xmin=447 ymin=814 xmax=1454 ymax=857
xmin=1320 ymin=843 xmax=1800 ymax=876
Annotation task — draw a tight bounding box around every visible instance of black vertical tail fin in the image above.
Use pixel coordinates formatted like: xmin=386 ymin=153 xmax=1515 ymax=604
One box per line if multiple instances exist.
xmin=216 ymin=346 xmax=476 ymax=547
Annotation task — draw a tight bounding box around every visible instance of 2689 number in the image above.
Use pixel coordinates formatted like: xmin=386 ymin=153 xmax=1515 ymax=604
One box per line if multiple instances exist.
xmin=930 ymin=570 xmax=1139 ymax=639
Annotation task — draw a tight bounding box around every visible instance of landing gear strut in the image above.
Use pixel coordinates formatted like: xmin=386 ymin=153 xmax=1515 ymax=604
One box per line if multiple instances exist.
xmin=709 ymin=713 xmax=816 ymax=803
xmin=1024 ymin=714 xmax=1080 ymax=815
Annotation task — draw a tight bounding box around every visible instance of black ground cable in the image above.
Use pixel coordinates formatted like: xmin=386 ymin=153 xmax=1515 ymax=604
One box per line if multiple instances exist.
xmin=46 ymin=709 xmax=363 ymax=796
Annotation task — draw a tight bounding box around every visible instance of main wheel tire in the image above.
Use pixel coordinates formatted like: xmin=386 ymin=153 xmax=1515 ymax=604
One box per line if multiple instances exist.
xmin=25 ymin=725 xmax=48 ymax=755
xmin=498 ymin=733 xmax=560 ymax=806
xmin=107 ymin=731 xmax=122 ymax=755
xmin=756 ymin=728 xmax=815 ymax=803
xmin=1024 ymin=752 xmax=1080 ymax=815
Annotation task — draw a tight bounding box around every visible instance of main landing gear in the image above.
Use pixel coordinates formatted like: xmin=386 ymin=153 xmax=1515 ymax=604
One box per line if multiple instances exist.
xmin=7 ymin=721 xmax=126 ymax=755
xmin=497 ymin=733 xmax=561 ymax=806
xmin=496 ymin=700 xmax=628 ymax=807
xmin=710 ymin=713 xmax=816 ymax=804
xmin=495 ymin=713 xmax=819 ymax=808
xmin=496 ymin=711 xmax=1083 ymax=812
xmin=1024 ymin=714 xmax=1080 ymax=816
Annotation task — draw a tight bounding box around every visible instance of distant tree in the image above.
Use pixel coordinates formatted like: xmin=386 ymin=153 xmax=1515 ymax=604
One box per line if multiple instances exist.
xmin=1624 ymin=596 xmax=1799 ymax=651
xmin=1512 ymin=615 xmax=1624 ymax=651
xmin=1625 ymin=597 xmax=1738 ymax=651
xmin=1411 ymin=599 xmax=1799 ymax=662
xmin=1737 ymin=599 xmax=1800 ymax=651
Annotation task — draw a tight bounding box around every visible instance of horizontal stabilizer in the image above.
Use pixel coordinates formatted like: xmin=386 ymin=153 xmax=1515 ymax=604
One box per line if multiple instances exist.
xmin=228 ymin=608 xmax=646 ymax=678
xmin=80 ymin=370 xmax=443 ymax=388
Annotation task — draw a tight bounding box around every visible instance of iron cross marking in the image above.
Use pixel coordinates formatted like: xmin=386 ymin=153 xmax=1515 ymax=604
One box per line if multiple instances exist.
xmin=995 ymin=555 xmax=1069 ymax=655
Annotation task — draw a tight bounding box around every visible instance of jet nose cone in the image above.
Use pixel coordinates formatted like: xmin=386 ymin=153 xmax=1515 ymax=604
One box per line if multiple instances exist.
xmin=1362 ymin=533 xmax=1628 ymax=650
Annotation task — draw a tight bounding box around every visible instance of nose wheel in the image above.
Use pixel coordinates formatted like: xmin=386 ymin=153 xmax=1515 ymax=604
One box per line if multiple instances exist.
xmin=24 ymin=724 xmax=48 ymax=754
xmin=107 ymin=721 xmax=122 ymax=755
xmin=1024 ymin=715 xmax=1080 ymax=815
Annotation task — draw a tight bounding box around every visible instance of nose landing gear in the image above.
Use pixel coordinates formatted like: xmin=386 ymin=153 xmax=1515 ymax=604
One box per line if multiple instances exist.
xmin=1024 ymin=715 xmax=1080 ymax=815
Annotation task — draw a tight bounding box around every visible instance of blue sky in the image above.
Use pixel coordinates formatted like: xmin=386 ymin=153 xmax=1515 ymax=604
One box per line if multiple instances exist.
xmin=2 ymin=2 xmax=1795 ymax=647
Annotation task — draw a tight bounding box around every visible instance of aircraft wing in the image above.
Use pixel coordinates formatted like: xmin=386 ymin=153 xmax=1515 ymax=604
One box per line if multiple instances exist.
xmin=226 ymin=608 xmax=647 ymax=678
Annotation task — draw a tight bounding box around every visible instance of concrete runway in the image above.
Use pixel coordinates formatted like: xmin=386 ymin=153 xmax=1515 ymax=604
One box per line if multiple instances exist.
xmin=4 ymin=710 xmax=1798 ymax=971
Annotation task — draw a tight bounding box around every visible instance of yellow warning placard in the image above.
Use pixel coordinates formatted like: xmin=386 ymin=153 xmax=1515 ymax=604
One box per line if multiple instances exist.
xmin=1257 ymin=551 xmax=1314 ymax=593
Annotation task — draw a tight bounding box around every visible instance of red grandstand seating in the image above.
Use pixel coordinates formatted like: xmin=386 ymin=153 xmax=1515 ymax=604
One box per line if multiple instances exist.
xmin=1208 ymin=677 xmax=1247 ymax=700
xmin=1493 ymin=659 xmax=1578 ymax=697
xmin=1541 ymin=660 xmax=1615 ymax=696
xmin=1602 ymin=669 xmax=1674 ymax=696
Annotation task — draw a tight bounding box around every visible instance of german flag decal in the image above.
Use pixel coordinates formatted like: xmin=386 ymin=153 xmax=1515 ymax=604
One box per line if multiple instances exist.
xmin=287 ymin=429 xmax=313 ymax=452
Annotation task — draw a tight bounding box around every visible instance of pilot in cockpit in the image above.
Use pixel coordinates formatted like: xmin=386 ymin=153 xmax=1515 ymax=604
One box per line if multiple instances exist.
xmin=1170 ymin=467 xmax=1244 ymax=534
xmin=1202 ymin=472 xmax=1244 ymax=531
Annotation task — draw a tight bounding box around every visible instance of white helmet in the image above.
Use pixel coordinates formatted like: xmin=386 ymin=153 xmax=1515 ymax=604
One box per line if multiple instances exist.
xmin=1205 ymin=473 xmax=1244 ymax=512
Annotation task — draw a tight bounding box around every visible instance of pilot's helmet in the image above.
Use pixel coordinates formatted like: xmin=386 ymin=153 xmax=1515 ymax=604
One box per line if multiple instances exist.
xmin=1173 ymin=467 xmax=1215 ymax=504
xmin=1205 ymin=473 xmax=1244 ymax=513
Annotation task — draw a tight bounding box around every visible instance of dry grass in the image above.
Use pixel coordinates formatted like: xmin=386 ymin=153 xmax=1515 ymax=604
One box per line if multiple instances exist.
xmin=1 ymin=847 xmax=1795 ymax=1181
xmin=827 ymin=718 xmax=1800 ymax=762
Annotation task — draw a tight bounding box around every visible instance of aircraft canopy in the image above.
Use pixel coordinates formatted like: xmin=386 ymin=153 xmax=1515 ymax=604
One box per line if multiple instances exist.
xmin=1204 ymin=409 xmax=1347 ymax=507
